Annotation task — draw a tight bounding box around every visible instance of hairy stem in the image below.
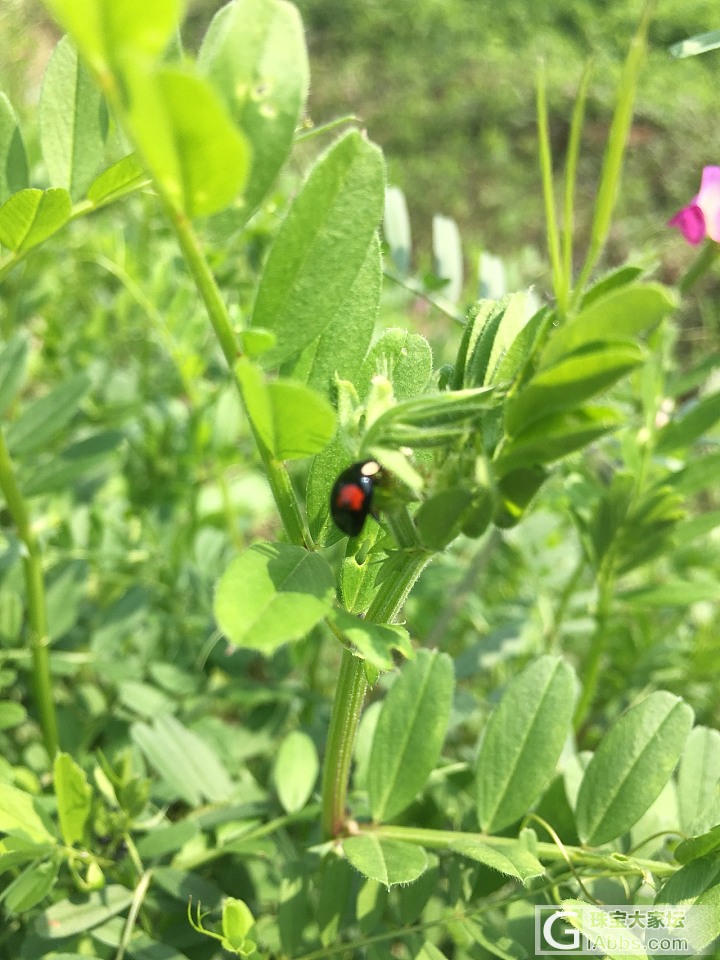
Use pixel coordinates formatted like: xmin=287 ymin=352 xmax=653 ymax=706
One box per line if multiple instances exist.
xmin=321 ymin=544 xmax=432 ymax=838
xmin=163 ymin=204 xmax=312 ymax=549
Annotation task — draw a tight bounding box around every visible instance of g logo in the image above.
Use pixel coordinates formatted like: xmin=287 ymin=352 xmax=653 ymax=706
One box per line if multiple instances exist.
xmin=543 ymin=909 xmax=581 ymax=950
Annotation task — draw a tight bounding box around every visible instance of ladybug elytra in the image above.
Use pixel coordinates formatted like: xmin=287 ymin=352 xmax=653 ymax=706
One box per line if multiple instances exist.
xmin=330 ymin=460 xmax=383 ymax=536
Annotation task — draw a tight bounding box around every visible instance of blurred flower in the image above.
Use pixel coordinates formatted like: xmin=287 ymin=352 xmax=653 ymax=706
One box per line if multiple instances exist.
xmin=669 ymin=165 xmax=720 ymax=244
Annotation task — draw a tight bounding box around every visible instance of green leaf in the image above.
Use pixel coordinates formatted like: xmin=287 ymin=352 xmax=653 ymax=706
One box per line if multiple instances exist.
xmin=655 ymin=390 xmax=720 ymax=454
xmin=0 ymin=701 xmax=27 ymax=730
xmin=655 ymin=858 xmax=720 ymax=955
xmin=236 ymin=360 xmax=336 ymax=459
xmin=35 ymin=885 xmax=134 ymax=939
xmin=305 ymin=432 xmax=353 ymax=547
xmin=414 ymin=944 xmax=450 ymax=960
xmin=384 ymin=185 xmax=411 ymax=274
xmin=291 ymin=235 xmax=381 ymax=396
xmin=540 ymin=283 xmax=675 ymax=367
xmin=620 ymin=581 xmax=720 ymax=607
xmin=670 ymin=29 xmax=720 ymax=59
xmin=0 ymin=93 xmax=28 ymax=204
xmin=4 ymin=859 xmax=59 ymax=914
xmin=343 ymin=835 xmax=428 ymax=888
xmin=0 ymin=187 xmax=71 ymax=253
xmin=251 ymin=130 xmax=385 ymax=367
xmin=22 ymin=430 xmax=124 ymax=497
xmin=198 ymin=0 xmax=309 ymax=217
xmin=152 ymin=866 xmax=222 ymax=906
xmin=450 ymin=837 xmax=544 ymax=882
xmin=475 ymin=656 xmax=577 ymax=832
xmin=495 ymin=405 xmax=622 ymax=475
xmin=214 ymin=541 xmax=335 ymax=653
xmin=126 ymin=65 xmax=250 ymax=218
xmin=432 ymin=214 xmax=463 ymax=304
xmin=505 ymin=343 xmax=644 ymax=436
xmin=580 ymin=265 xmax=644 ymax=306
xmin=364 ymin=386 xmax=495 ymax=450
xmin=43 ymin=0 xmax=182 ymax=73
xmin=559 ymin=899 xmax=648 ymax=960
xmin=493 ymin=465 xmax=548 ymax=528
xmin=39 ymin=37 xmax=107 ymax=199
xmin=677 ymin=726 xmax=720 ymax=834
xmin=0 ymin=332 xmax=29 ymax=417
xmin=359 ymin=328 xmax=432 ymax=401
xmin=135 ymin=820 xmax=199 ymax=860
xmin=131 ymin=714 xmax=234 ymax=806
xmin=416 ymin=487 xmax=474 ymax=550
xmin=274 ymin=730 xmax=319 ymax=813
xmin=675 ymin=825 xmax=720 ymax=866
xmin=0 ymin=782 xmax=55 ymax=843
xmin=316 ymin=856 xmax=353 ymax=947
xmin=331 ymin=608 xmax=414 ymax=671
xmin=54 ymin=752 xmax=92 ymax=847
xmin=576 ymin=691 xmax=694 ymax=846
xmin=87 ymin=153 xmax=146 ymax=205
xmin=6 ymin=373 xmax=90 ymax=456
xmin=454 ymin=298 xmax=509 ymax=390
xmin=396 ymin=855 xmax=439 ymax=925
xmin=368 ymin=649 xmax=454 ymax=821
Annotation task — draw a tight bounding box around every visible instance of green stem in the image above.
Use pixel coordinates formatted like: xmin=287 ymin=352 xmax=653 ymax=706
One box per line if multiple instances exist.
xmin=679 ymin=240 xmax=720 ymax=295
xmin=572 ymin=0 xmax=656 ymax=305
xmin=561 ymin=61 xmax=593 ymax=308
xmin=537 ymin=63 xmax=564 ymax=312
xmin=321 ymin=545 xmax=433 ymax=839
xmin=0 ymin=430 xmax=58 ymax=757
xmin=367 ymin=823 xmax=676 ymax=878
xmin=162 ymin=203 xmax=312 ymax=548
xmin=321 ymin=647 xmax=370 ymax=839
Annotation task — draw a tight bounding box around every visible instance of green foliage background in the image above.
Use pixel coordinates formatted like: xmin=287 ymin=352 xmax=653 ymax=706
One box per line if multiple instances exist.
xmin=0 ymin=0 xmax=719 ymax=957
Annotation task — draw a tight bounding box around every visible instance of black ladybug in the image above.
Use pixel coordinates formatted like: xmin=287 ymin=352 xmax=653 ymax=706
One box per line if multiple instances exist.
xmin=330 ymin=460 xmax=383 ymax=536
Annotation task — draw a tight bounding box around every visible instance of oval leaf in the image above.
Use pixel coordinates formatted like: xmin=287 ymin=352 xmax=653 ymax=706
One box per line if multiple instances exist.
xmin=251 ymin=130 xmax=385 ymax=367
xmin=35 ymin=885 xmax=134 ymax=939
xmin=331 ymin=607 xmax=414 ymax=671
xmin=40 ymin=37 xmax=107 ymax=199
xmin=43 ymin=0 xmax=182 ymax=73
xmin=0 ymin=187 xmax=71 ymax=253
xmin=368 ymin=649 xmax=454 ymax=822
xmin=236 ymin=360 xmax=336 ymax=460
xmin=343 ymin=835 xmax=428 ymax=888
xmin=677 ymin=725 xmax=720 ymax=834
xmin=54 ymin=752 xmax=92 ymax=847
xmin=576 ymin=691 xmax=694 ymax=846
xmin=127 ymin=65 xmax=250 ymax=218
xmin=0 ymin=93 xmax=28 ymax=203
xmin=540 ymin=283 xmax=676 ymax=367
xmin=505 ymin=343 xmax=644 ymax=437
xmin=214 ymin=542 xmax=335 ymax=653
xmin=131 ymin=714 xmax=233 ymax=806
xmin=475 ymin=656 xmax=577 ymax=832
xmin=198 ymin=0 xmax=309 ymax=217
xmin=274 ymin=730 xmax=319 ymax=813
xmin=450 ymin=837 xmax=544 ymax=882
xmin=6 ymin=373 xmax=90 ymax=456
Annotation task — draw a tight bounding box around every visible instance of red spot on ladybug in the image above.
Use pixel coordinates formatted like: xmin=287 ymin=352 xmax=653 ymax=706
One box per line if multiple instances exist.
xmin=330 ymin=460 xmax=382 ymax=536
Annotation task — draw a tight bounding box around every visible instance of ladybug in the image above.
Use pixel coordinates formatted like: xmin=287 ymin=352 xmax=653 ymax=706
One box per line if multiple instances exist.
xmin=330 ymin=460 xmax=383 ymax=536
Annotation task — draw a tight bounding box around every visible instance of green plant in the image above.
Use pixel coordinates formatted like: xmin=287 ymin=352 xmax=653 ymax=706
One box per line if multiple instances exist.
xmin=0 ymin=1 xmax=719 ymax=958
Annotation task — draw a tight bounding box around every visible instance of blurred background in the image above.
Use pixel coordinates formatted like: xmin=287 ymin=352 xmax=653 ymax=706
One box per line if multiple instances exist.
xmin=3 ymin=0 xmax=719 ymax=346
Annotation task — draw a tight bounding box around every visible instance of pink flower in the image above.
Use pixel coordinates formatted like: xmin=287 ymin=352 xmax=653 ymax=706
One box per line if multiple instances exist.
xmin=669 ymin=166 xmax=720 ymax=244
